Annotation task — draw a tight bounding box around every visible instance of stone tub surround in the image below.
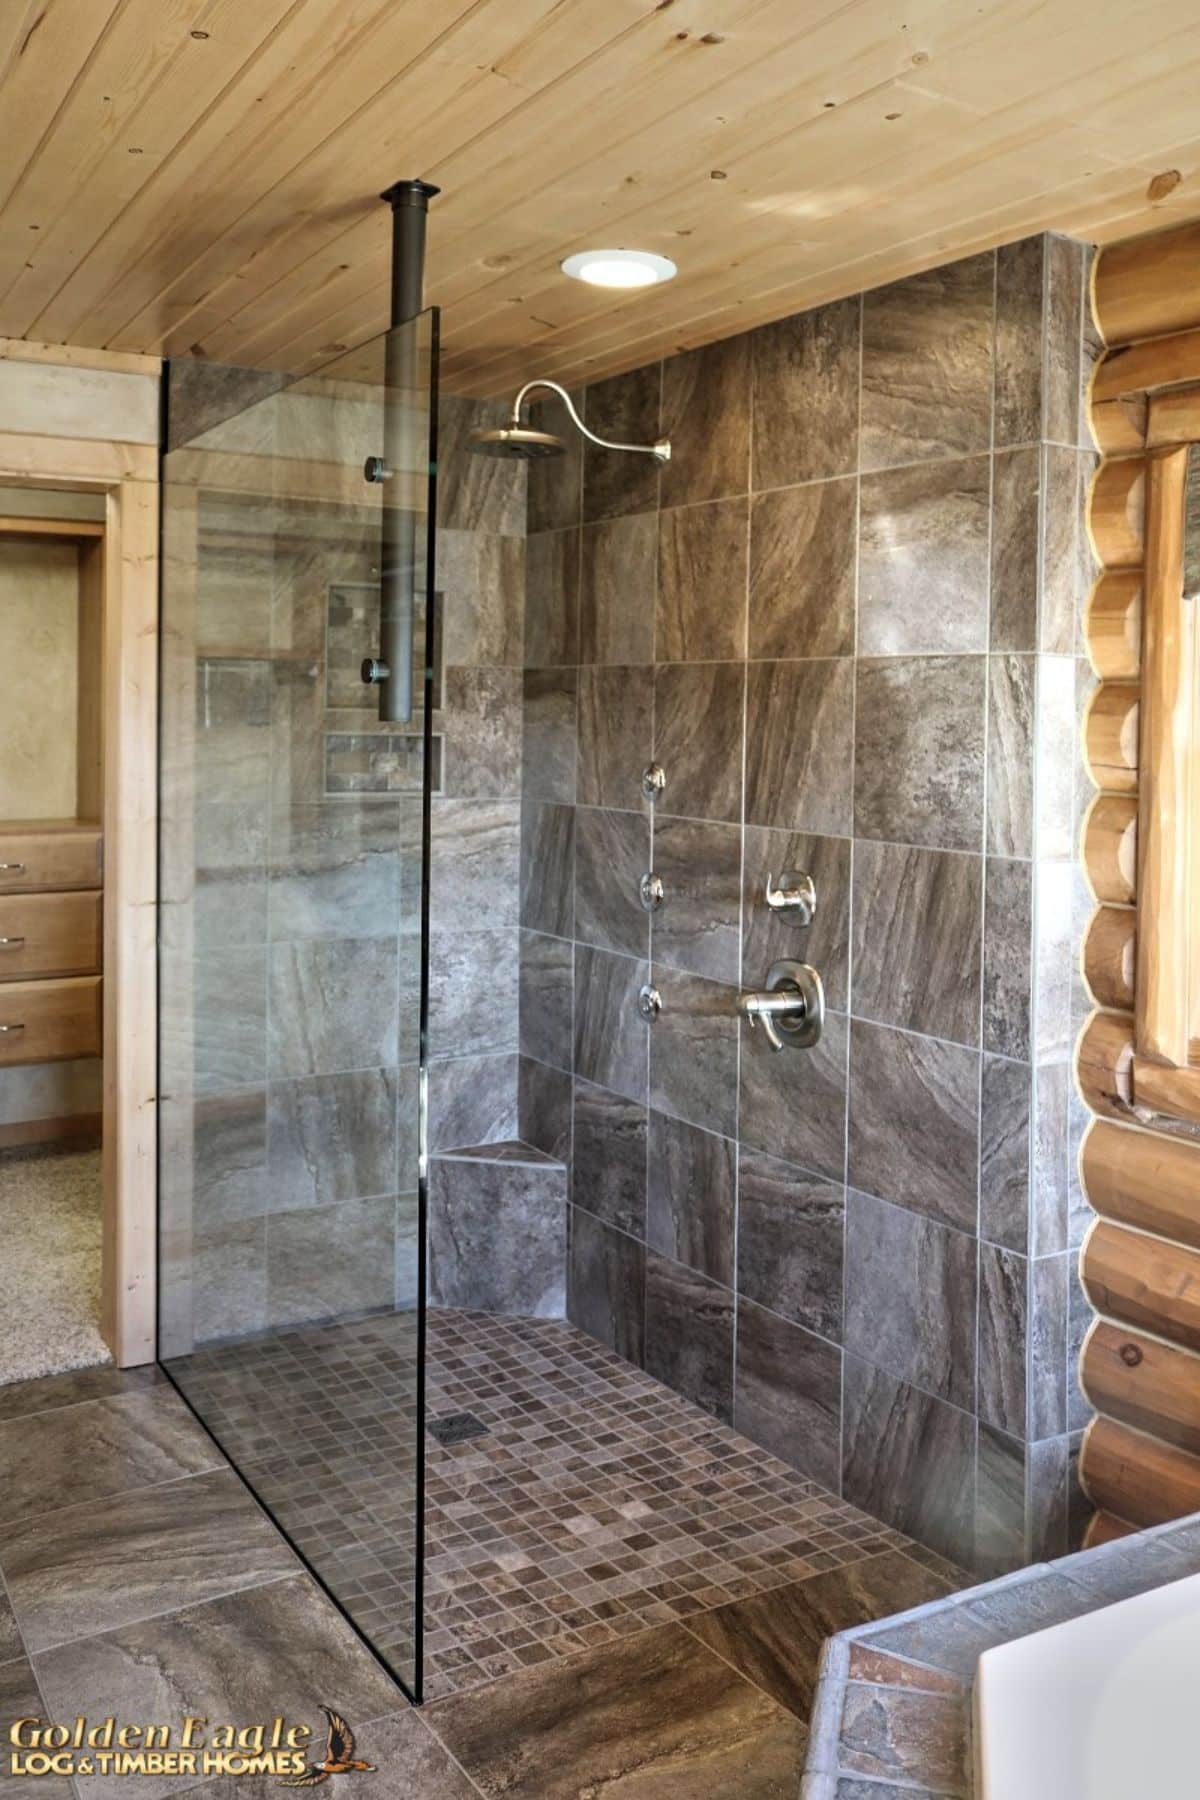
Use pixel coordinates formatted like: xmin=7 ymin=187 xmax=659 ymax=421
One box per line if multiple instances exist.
xmin=517 ymin=232 xmax=1099 ymax=1577
xmin=802 ymin=1513 xmax=1200 ymax=1798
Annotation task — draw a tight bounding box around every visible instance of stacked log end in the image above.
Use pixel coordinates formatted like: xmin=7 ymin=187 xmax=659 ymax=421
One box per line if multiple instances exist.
xmin=1078 ymin=214 xmax=1200 ymax=1544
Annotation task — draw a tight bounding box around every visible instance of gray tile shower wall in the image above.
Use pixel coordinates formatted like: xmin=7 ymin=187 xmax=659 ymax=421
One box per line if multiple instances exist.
xmin=517 ymin=234 xmax=1098 ymax=1577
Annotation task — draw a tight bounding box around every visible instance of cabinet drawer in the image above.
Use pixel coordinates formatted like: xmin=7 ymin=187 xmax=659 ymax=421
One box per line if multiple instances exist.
xmin=0 ymin=892 xmax=101 ymax=981
xmin=0 ymin=829 xmax=103 ymax=894
xmin=0 ymin=977 xmax=102 ymax=1065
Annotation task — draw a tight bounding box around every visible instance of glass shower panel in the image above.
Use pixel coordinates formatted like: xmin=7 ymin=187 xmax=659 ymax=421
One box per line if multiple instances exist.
xmin=158 ymin=313 xmax=438 ymax=1702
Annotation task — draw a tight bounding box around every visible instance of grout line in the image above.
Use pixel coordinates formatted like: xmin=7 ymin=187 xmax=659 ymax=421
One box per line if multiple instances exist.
xmin=677 ymin=1615 xmax=808 ymax=1719
xmin=973 ymin=248 xmax=1000 ymax=1541
xmin=413 ymin=1710 xmax=491 ymax=1799
xmin=837 ymin=290 xmax=868 ymax=1501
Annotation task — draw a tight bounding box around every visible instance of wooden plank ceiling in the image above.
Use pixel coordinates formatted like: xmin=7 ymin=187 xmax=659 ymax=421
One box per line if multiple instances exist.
xmin=1 ymin=0 xmax=1199 ymax=396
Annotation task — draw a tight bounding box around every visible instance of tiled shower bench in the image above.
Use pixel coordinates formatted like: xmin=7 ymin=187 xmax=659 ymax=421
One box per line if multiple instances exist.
xmin=429 ymin=1141 xmax=568 ymax=1319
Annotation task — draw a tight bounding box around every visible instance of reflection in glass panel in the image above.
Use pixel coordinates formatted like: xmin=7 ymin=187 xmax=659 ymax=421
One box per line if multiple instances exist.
xmin=157 ymin=319 xmax=436 ymax=1700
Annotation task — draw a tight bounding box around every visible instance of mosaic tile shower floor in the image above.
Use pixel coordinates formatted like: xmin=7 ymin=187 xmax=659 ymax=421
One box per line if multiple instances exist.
xmin=169 ymin=1307 xmax=952 ymax=1701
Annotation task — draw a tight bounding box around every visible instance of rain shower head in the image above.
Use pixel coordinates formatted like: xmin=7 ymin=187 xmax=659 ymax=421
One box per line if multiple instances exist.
xmin=467 ymin=378 xmax=670 ymax=463
xmin=467 ymin=423 xmax=566 ymax=460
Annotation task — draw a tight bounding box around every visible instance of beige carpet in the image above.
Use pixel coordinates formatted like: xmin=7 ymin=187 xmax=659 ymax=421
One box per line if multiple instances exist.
xmin=0 ymin=1144 xmax=111 ymax=1385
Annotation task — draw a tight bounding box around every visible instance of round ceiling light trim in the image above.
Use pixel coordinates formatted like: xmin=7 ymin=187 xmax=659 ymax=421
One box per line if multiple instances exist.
xmin=560 ymin=248 xmax=678 ymax=289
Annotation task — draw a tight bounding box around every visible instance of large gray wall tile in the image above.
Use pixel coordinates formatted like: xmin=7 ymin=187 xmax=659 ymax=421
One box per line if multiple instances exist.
xmin=657 ymin=497 xmax=748 ymax=660
xmin=573 ymin=1077 xmax=647 ymax=1238
xmin=861 ymin=252 xmax=994 ymax=467
xmin=858 ymin=457 xmax=990 ymax=655
xmin=267 ymin=939 xmax=400 ymax=1077
xmin=739 ymin=1008 xmax=848 ymax=1180
xmin=851 ymin=840 xmax=982 ymax=1044
xmin=751 ymin=297 xmax=860 ymax=489
xmin=847 ymin=1021 xmax=979 ymax=1234
xmin=522 ymin=668 xmax=578 ymax=803
xmin=654 ymin=661 xmax=745 ymax=823
xmin=994 ymin=235 xmax=1045 ymax=447
xmin=266 ymin=1069 xmax=398 ymax=1210
xmin=737 ymin=1146 xmax=843 ymax=1341
xmin=567 ymin=1206 xmax=645 ymax=1363
xmin=980 ymin=1054 xmax=1032 ymax=1252
xmin=519 ymin=928 xmax=574 ymax=1069
xmin=574 ymin=806 xmax=650 ymax=958
xmin=574 ymin=945 xmax=648 ymax=1102
xmin=749 ymin=477 xmax=856 ymax=659
xmin=854 ymin=656 xmax=986 ymax=851
xmin=518 ymin=1054 xmax=572 ymax=1163
xmin=983 ymin=855 xmax=1033 ymax=1060
xmin=986 ymin=655 xmax=1036 ymax=858
xmin=661 ymin=333 xmax=751 ymax=505
xmin=645 ymin=1252 xmax=734 ymax=1423
xmin=735 ymin=1298 xmax=842 ymax=1490
xmin=745 ymin=659 xmax=854 ymax=835
xmin=647 ymin=1109 xmax=735 ymax=1286
xmin=578 ymin=664 xmax=653 ymax=809
xmin=652 ymin=816 xmax=742 ymax=983
xmin=978 ymin=1244 xmax=1029 ymax=1438
xmin=841 ymin=1356 xmax=976 ymax=1567
xmin=266 ymin=1195 xmax=396 ymax=1327
xmin=844 ymin=1189 xmax=977 ymax=1409
xmin=524 ymin=527 xmax=580 ymax=665
xmin=648 ymin=968 xmax=739 ymax=1137
xmin=580 ymin=511 xmax=657 ymax=664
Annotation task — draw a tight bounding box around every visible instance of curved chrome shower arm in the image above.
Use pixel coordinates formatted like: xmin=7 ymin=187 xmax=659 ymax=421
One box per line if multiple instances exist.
xmin=511 ymin=378 xmax=671 ymax=462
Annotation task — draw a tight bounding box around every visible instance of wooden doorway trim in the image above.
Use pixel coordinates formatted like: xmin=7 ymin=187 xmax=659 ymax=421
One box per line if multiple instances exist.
xmin=0 ymin=431 xmax=158 ymax=1367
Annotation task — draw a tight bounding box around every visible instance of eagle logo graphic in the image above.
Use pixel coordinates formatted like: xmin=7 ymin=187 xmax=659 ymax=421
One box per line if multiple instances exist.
xmin=278 ymin=1708 xmax=376 ymax=1786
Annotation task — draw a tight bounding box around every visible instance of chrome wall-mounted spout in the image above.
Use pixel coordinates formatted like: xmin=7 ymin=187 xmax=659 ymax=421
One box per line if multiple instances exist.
xmin=468 ymin=378 xmax=671 ymax=463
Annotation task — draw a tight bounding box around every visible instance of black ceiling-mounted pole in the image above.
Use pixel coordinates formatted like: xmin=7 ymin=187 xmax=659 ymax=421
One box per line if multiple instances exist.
xmin=363 ymin=178 xmax=441 ymax=724
xmin=382 ymin=178 xmax=441 ymax=327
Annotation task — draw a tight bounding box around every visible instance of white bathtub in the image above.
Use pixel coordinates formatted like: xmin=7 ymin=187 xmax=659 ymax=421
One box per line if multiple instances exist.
xmin=974 ymin=1571 xmax=1200 ymax=1797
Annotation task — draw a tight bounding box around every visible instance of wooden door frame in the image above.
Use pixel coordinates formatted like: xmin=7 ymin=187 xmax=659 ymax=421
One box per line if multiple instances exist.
xmin=0 ymin=430 xmax=158 ymax=1366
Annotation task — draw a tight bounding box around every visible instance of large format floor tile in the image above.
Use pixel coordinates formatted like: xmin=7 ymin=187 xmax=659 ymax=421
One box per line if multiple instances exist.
xmin=33 ymin=1576 xmax=404 ymax=1800
xmin=0 ymin=1656 xmax=74 ymax=1795
xmin=428 ymin=1622 xmax=806 ymax=1798
xmin=0 ymin=1591 xmax=19 ymax=1664
xmin=169 ymin=1711 xmax=481 ymax=1798
xmin=686 ymin=1550 xmax=954 ymax=1718
xmin=0 ymin=1468 xmax=298 ymax=1653
xmin=0 ymin=1387 xmax=221 ymax=1527
xmin=0 ymin=1361 xmax=163 ymax=1426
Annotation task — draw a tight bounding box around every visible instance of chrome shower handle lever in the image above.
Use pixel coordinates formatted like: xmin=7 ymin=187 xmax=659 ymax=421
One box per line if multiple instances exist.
xmin=764 ymin=870 xmax=816 ymax=925
xmin=739 ymin=960 xmax=824 ymax=1052
xmin=739 ymin=989 xmax=796 ymax=1052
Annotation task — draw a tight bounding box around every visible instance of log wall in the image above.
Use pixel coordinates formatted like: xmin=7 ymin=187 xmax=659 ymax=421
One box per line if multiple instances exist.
xmin=1077 ymin=216 xmax=1200 ymax=1544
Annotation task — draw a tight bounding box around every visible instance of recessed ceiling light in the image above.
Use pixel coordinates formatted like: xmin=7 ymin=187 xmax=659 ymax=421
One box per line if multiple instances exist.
xmin=560 ymin=249 xmax=677 ymax=289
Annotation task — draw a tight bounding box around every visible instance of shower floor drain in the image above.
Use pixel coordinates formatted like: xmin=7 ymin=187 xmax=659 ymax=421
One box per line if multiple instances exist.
xmin=427 ymin=1411 xmax=489 ymax=1446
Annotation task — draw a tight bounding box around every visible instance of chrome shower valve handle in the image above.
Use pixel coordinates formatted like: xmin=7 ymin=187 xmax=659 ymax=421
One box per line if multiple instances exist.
xmin=764 ymin=870 xmax=816 ymax=925
xmin=739 ymin=960 xmax=824 ymax=1051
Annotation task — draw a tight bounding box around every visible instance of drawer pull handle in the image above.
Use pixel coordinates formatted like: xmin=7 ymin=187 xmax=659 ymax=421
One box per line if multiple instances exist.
xmin=0 ymin=863 xmax=26 ymax=873
xmin=0 ymin=1023 xmax=25 ymax=1033
xmin=0 ymin=937 xmax=25 ymax=948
